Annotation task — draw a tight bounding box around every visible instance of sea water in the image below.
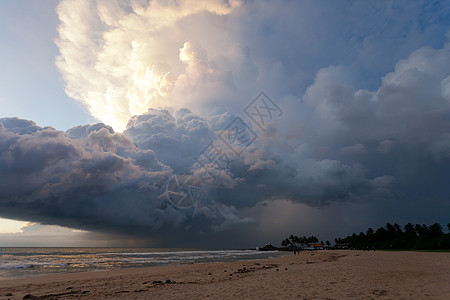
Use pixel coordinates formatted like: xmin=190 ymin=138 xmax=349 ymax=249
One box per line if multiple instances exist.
xmin=0 ymin=248 xmax=285 ymax=279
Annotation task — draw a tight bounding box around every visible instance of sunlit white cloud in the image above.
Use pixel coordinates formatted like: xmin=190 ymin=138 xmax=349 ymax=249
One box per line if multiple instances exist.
xmin=0 ymin=222 xmax=131 ymax=247
xmin=0 ymin=218 xmax=27 ymax=234
xmin=56 ymin=0 xmax=243 ymax=131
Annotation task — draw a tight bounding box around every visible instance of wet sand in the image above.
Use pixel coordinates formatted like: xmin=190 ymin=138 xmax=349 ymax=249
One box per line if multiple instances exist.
xmin=1 ymin=250 xmax=449 ymax=299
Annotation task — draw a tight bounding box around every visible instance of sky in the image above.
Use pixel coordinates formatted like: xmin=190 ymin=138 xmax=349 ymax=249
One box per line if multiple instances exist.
xmin=0 ymin=0 xmax=449 ymax=248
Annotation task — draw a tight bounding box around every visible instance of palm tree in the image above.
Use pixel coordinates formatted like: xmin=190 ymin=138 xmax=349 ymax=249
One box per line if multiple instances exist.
xmin=281 ymin=238 xmax=290 ymax=247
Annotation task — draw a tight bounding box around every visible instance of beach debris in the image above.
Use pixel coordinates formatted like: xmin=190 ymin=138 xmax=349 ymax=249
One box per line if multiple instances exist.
xmin=372 ymin=289 xmax=388 ymax=296
xmin=285 ymin=268 xmax=288 ymax=270
xmin=151 ymin=279 xmax=173 ymax=285
xmin=66 ymin=287 xmax=72 ymax=290
xmin=208 ymin=272 xmax=212 ymax=275
xmin=261 ymin=264 xmax=278 ymax=270
xmin=322 ymin=254 xmax=346 ymax=263
xmin=237 ymin=267 xmax=255 ymax=274
xmin=22 ymin=290 xmax=87 ymax=299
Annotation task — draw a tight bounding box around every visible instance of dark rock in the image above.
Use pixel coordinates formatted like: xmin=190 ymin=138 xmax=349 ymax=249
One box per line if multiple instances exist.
xmin=259 ymin=244 xmax=279 ymax=251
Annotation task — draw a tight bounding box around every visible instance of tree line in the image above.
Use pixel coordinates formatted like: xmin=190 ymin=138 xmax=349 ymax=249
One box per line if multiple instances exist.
xmin=335 ymin=222 xmax=450 ymax=250
xmin=281 ymin=222 xmax=450 ymax=250
xmin=281 ymin=234 xmax=329 ymax=247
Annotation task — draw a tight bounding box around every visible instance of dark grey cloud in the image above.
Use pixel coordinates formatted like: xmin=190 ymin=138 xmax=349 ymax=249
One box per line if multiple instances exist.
xmin=200 ymin=43 xmax=450 ymax=236
xmin=0 ymin=115 xmax=254 ymax=246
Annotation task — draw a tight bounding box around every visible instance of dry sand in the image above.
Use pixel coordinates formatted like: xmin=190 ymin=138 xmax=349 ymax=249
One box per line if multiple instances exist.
xmin=0 ymin=250 xmax=449 ymax=299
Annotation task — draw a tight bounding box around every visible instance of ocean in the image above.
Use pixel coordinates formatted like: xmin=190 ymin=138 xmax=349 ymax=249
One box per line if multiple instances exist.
xmin=0 ymin=248 xmax=286 ymax=280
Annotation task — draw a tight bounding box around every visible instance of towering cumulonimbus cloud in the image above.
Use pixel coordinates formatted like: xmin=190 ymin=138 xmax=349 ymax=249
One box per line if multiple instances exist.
xmin=1 ymin=0 xmax=450 ymax=246
xmin=55 ymin=0 xmax=450 ymax=133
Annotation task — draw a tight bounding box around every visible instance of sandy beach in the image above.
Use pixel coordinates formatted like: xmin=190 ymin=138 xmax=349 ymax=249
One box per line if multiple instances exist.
xmin=0 ymin=250 xmax=449 ymax=299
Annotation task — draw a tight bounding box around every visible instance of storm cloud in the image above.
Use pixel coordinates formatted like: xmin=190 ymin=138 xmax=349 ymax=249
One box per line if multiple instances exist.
xmin=0 ymin=114 xmax=255 ymax=245
xmin=1 ymin=0 xmax=450 ymax=246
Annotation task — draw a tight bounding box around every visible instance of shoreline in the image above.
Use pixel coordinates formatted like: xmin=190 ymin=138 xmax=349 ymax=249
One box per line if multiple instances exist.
xmin=0 ymin=248 xmax=286 ymax=281
xmin=1 ymin=250 xmax=449 ymax=299
xmin=0 ymin=250 xmax=290 ymax=282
